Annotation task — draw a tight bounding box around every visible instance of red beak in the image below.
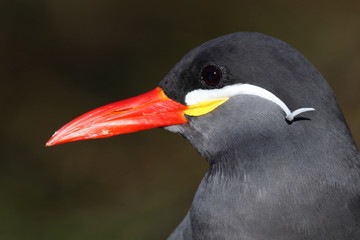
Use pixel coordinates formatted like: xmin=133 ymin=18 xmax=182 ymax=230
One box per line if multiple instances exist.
xmin=46 ymin=87 xmax=188 ymax=146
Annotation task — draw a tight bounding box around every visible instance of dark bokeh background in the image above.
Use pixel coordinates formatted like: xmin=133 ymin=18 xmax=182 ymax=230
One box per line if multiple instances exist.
xmin=1 ymin=0 xmax=359 ymax=239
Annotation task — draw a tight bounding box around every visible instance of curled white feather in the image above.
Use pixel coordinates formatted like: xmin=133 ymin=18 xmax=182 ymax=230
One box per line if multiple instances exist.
xmin=185 ymin=83 xmax=315 ymax=122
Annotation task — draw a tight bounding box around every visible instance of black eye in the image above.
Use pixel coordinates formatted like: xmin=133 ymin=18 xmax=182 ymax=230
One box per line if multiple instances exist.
xmin=201 ymin=65 xmax=222 ymax=86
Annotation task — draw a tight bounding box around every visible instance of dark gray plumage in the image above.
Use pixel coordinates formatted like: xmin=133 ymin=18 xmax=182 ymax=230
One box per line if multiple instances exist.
xmin=159 ymin=33 xmax=360 ymax=239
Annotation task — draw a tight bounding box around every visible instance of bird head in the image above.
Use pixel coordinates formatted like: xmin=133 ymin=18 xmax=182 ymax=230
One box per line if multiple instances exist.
xmin=46 ymin=32 xmax=349 ymax=169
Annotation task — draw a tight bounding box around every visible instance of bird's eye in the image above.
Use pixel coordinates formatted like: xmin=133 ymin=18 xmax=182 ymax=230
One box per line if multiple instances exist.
xmin=201 ymin=65 xmax=222 ymax=86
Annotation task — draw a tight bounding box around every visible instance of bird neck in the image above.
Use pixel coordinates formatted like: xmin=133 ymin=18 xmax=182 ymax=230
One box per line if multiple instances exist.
xmin=188 ymin=128 xmax=359 ymax=239
xmin=204 ymin=116 xmax=358 ymax=180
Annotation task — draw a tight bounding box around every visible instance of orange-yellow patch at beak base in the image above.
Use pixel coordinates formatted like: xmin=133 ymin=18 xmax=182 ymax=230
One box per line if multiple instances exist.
xmin=184 ymin=98 xmax=229 ymax=116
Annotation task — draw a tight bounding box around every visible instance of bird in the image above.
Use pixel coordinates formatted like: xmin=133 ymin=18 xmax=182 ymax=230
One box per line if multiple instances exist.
xmin=46 ymin=32 xmax=360 ymax=239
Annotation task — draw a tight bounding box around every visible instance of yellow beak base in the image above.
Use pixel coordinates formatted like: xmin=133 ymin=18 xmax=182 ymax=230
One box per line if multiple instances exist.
xmin=184 ymin=98 xmax=229 ymax=117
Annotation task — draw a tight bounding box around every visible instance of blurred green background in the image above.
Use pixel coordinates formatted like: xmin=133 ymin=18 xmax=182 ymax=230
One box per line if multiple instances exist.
xmin=1 ymin=0 xmax=359 ymax=239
